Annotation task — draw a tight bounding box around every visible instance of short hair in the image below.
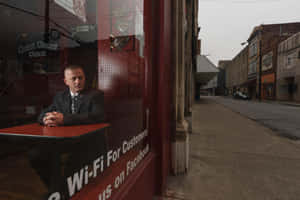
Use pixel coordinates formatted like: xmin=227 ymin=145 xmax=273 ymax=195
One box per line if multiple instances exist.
xmin=64 ymin=65 xmax=84 ymax=72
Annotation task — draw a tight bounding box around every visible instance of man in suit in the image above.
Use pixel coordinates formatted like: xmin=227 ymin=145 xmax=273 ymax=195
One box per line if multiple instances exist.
xmin=34 ymin=66 xmax=106 ymax=197
xmin=38 ymin=65 xmax=105 ymax=126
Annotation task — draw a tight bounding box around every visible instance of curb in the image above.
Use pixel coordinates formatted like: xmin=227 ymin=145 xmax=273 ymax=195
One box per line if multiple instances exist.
xmin=278 ymin=102 xmax=300 ymax=107
xmin=223 ymin=97 xmax=300 ymax=108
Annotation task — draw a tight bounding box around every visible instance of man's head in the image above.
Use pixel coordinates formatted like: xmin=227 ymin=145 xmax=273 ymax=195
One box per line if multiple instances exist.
xmin=64 ymin=65 xmax=86 ymax=94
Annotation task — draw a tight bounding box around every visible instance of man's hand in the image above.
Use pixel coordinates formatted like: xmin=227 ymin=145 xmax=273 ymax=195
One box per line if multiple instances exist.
xmin=43 ymin=112 xmax=64 ymax=127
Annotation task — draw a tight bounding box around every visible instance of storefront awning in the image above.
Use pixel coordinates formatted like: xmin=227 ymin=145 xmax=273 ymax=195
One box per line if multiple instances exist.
xmin=196 ymin=55 xmax=219 ymax=85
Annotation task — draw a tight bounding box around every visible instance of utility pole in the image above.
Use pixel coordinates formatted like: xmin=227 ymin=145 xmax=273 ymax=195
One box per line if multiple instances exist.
xmin=258 ymin=33 xmax=262 ymax=101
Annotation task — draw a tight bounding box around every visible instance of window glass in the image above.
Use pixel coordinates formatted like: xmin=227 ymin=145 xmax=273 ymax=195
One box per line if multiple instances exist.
xmin=97 ymin=0 xmax=147 ymax=149
xmin=0 ymin=1 xmax=148 ymax=199
xmin=0 ymin=0 xmax=98 ymax=128
xmin=249 ymin=41 xmax=257 ymax=57
xmin=286 ymin=52 xmax=297 ymax=69
xmin=248 ymin=60 xmax=257 ymax=75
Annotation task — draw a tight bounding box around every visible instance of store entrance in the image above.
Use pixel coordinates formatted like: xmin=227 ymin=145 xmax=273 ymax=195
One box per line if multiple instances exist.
xmin=286 ymin=77 xmax=295 ymax=101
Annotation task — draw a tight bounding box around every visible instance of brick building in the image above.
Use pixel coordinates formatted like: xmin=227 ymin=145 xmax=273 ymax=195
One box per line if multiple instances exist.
xmin=277 ymin=32 xmax=300 ymax=102
xmin=225 ymin=60 xmax=235 ymax=95
xmin=247 ymin=22 xmax=300 ymax=100
xmin=225 ymin=46 xmax=248 ymax=96
xmin=216 ymin=60 xmax=231 ymax=95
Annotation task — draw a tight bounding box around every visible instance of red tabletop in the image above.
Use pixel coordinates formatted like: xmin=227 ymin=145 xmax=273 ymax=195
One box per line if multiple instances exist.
xmin=0 ymin=123 xmax=110 ymax=138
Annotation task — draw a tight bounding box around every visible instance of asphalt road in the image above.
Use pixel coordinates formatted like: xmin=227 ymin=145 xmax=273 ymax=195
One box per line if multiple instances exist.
xmin=209 ymin=96 xmax=300 ymax=139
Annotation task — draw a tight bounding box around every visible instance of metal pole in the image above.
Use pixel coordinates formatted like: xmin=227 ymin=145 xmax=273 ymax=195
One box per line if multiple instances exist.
xmin=44 ymin=0 xmax=49 ymax=43
xmin=258 ymin=34 xmax=262 ymax=101
xmin=44 ymin=0 xmax=50 ymax=72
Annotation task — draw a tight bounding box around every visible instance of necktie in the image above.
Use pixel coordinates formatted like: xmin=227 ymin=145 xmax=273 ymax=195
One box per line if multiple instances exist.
xmin=71 ymin=96 xmax=79 ymax=114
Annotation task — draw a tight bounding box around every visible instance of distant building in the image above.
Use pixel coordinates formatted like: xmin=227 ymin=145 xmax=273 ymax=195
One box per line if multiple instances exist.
xmin=247 ymin=22 xmax=300 ymax=100
xmin=277 ymin=32 xmax=300 ymax=102
xmin=201 ymin=75 xmax=218 ymax=95
xmin=195 ymin=55 xmax=219 ymax=98
xmin=225 ymin=46 xmax=248 ymax=97
xmin=216 ymin=60 xmax=231 ymax=95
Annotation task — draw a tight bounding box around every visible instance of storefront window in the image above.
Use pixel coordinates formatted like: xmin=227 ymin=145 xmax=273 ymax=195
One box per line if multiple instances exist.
xmin=97 ymin=0 xmax=146 ymax=149
xmin=263 ymin=83 xmax=274 ymax=99
xmin=0 ymin=0 xmax=98 ymax=128
xmin=0 ymin=0 xmax=149 ymax=200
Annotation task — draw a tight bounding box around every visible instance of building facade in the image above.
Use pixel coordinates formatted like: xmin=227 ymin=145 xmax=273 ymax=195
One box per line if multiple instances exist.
xmin=225 ymin=46 xmax=248 ymax=96
xmin=171 ymin=0 xmax=199 ymax=175
xmin=277 ymin=32 xmax=300 ymax=102
xmin=247 ymin=23 xmax=300 ymax=100
xmin=216 ymin=60 xmax=231 ymax=95
xmin=196 ymin=55 xmax=219 ymax=93
xmin=201 ymin=75 xmax=218 ymax=95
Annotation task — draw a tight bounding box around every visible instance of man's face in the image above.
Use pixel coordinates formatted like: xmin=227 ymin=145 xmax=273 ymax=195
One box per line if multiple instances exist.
xmin=64 ymin=68 xmax=86 ymax=93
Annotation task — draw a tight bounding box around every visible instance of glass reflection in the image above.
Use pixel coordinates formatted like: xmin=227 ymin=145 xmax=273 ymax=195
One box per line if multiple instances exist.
xmin=0 ymin=0 xmax=98 ymax=128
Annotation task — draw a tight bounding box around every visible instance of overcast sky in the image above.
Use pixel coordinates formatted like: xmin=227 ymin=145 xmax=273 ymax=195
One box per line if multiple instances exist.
xmin=198 ymin=0 xmax=300 ymax=66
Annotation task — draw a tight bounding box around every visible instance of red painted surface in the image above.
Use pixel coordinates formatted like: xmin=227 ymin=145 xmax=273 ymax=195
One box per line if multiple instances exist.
xmin=97 ymin=0 xmax=146 ymax=151
xmin=262 ymin=73 xmax=275 ymax=84
xmin=111 ymin=153 xmax=156 ymax=200
xmin=0 ymin=123 xmax=109 ymax=138
xmin=68 ymin=149 xmax=152 ymax=200
xmin=0 ymin=122 xmax=149 ymax=200
xmin=0 ymin=0 xmax=173 ymax=199
xmin=93 ymin=1 xmax=158 ymax=199
xmin=261 ymin=73 xmax=276 ymax=100
xmin=69 ymin=152 xmax=155 ymax=200
xmin=150 ymin=0 xmax=173 ymax=194
xmin=94 ymin=0 xmax=174 ymax=198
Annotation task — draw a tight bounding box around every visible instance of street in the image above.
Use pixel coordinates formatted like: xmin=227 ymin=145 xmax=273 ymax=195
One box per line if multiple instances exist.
xmin=211 ymin=96 xmax=300 ymax=139
xmin=164 ymin=97 xmax=300 ymax=200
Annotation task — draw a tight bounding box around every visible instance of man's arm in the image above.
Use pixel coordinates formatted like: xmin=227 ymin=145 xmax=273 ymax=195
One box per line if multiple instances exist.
xmin=63 ymin=91 xmax=105 ymax=125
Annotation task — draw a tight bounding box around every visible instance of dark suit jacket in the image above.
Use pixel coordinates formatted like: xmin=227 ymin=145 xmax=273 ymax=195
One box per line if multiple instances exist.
xmin=38 ymin=89 xmax=105 ymax=125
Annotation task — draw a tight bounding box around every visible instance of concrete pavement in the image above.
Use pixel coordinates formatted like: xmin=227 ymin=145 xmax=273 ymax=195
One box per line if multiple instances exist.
xmin=160 ymin=97 xmax=300 ymax=200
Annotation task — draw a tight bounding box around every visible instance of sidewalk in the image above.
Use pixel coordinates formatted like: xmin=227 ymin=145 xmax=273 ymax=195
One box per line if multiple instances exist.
xmin=159 ymin=97 xmax=300 ymax=200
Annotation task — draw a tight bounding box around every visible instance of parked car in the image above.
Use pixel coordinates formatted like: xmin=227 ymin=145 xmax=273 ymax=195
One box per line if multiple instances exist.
xmin=233 ymin=91 xmax=250 ymax=100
